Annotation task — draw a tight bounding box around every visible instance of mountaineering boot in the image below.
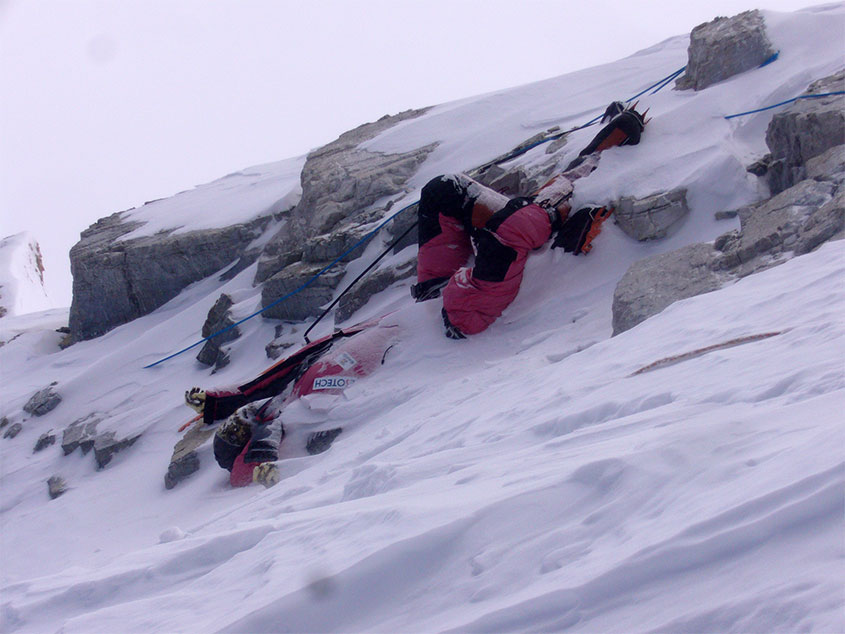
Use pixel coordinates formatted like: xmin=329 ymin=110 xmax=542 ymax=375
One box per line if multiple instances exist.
xmin=552 ymin=206 xmax=614 ymax=254
xmin=566 ymin=103 xmax=648 ymax=170
xmin=411 ymin=277 xmax=450 ymax=302
xmin=442 ymin=308 xmax=466 ymax=340
xmin=306 ymin=428 xmax=343 ymax=455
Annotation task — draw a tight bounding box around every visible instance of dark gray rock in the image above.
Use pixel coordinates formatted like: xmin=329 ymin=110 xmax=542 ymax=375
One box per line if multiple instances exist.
xmin=261 ymin=262 xmax=346 ymax=321
xmin=23 ymin=385 xmax=62 ymax=417
xmin=255 ymin=109 xmax=436 ymax=285
xmin=303 ymin=224 xmax=377 ymax=264
xmin=676 ymin=10 xmax=776 ymax=91
xmin=69 ymin=213 xmax=272 ymax=342
xmin=62 ymin=414 xmax=101 ymax=455
xmin=386 ymin=201 xmax=420 ymax=254
xmin=805 ymin=144 xmax=845 ymax=188
xmin=34 ymin=432 xmax=56 ymax=452
xmin=306 ymin=428 xmax=342 ymax=455
xmin=612 ymin=243 xmax=727 ymax=335
xmin=93 ymin=431 xmax=141 ymax=469
xmin=0 ymin=416 xmax=9 ymax=429
xmin=746 ymin=156 xmax=772 ymax=177
xmin=266 ymin=338 xmax=295 ymax=360
xmin=196 ymin=294 xmax=240 ymax=367
xmin=47 ymin=476 xmax=67 ymax=500
xmin=765 ymin=71 xmax=845 ymax=195
xmin=164 ymin=451 xmax=201 ymax=490
xmin=335 ymin=261 xmax=416 ymax=324
xmin=614 ymin=188 xmax=690 ymax=241
xmin=719 ymin=178 xmax=837 ymax=276
xmin=4 ymin=422 xmax=22 ymax=439
xmin=793 ymin=191 xmax=845 ymax=255
xmin=212 ymin=349 xmax=231 ymax=372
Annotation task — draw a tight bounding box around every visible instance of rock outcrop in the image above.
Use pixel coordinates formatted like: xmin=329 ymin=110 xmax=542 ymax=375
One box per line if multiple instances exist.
xmin=612 ymin=243 xmax=728 ymax=335
xmin=47 ymin=475 xmax=67 ymax=500
xmin=612 ymin=72 xmax=845 ymax=335
xmin=69 ymin=214 xmax=272 ymax=341
xmin=23 ymin=384 xmax=62 ymax=417
xmin=614 ymin=188 xmax=690 ymax=241
xmin=61 ymin=414 xmax=102 ymax=455
xmin=765 ymin=70 xmax=845 ymax=195
xmin=335 ymin=261 xmax=416 ymax=324
xmin=196 ymin=294 xmax=240 ymax=368
xmin=255 ymin=109 xmax=436 ymax=321
xmin=33 ymin=431 xmax=56 ymax=453
xmin=676 ymin=10 xmax=776 ymax=91
xmin=59 ymin=413 xmax=141 ymax=468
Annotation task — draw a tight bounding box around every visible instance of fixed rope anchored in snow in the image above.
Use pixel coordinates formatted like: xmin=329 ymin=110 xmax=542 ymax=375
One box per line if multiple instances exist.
xmin=724 ymin=91 xmax=845 ymax=119
xmin=144 ymin=65 xmax=687 ymax=368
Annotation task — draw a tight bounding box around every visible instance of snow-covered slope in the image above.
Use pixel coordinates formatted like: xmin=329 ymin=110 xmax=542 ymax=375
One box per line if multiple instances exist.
xmin=1 ymin=5 xmax=843 ymax=633
xmin=0 ymin=233 xmax=51 ymax=318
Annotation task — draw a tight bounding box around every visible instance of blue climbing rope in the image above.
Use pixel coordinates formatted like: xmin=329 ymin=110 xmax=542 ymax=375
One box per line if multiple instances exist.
xmin=724 ymin=91 xmax=845 ymax=119
xmin=143 ymin=200 xmax=418 ymax=368
xmin=143 ymin=64 xmax=688 ymax=368
xmin=473 ymin=65 xmax=687 ymax=169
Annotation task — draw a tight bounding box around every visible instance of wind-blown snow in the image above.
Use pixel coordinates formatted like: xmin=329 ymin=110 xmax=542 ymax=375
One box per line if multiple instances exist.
xmin=0 ymin=232 xmax=51 ymax=318
xmin=118 ymin=155 xmax=305 ymax=241
xmin=1 ymin=5 xmax=843 ymax=633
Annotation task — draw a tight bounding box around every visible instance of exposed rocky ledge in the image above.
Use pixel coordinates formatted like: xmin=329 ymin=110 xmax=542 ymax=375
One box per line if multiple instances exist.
xmin=69 ymin=109 xmax=436 ymax=341
xmin=69 ymin=213 xmax=272 ymax=341
xmin=255 ymin=109 xmax=437 ymax=321
xmin=612 ymin=71 xmax=844 ymax=335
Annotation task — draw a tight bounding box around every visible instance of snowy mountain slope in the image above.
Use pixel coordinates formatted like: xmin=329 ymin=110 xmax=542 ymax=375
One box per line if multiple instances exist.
xmin=0 ymin=233 xmax=50 ymax=318
xmin=118 ymin=155 xmax=305 ymax=242
xmin=1 ymin=5 xmax=844 ymax=633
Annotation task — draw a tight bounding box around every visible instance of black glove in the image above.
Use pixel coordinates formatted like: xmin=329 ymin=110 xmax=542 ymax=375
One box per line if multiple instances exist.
xmin=552 ymin=206 xmax=613 ymax=254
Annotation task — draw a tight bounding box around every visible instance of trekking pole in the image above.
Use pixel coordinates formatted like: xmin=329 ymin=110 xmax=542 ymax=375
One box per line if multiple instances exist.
xmin=303 ymin=219 xmax=419 ymax=343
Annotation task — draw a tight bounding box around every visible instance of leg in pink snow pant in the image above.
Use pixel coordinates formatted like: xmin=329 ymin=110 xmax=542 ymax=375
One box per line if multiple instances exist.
xmin=412 ymin=175 xmax=476 ymax=301
xmin=413 ymin=174 xmax=555 ymax=337
xmin=442 ymin=199 xmax=553 ymax=336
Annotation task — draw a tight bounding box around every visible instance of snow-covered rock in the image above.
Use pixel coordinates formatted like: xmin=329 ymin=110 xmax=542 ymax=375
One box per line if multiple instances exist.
xmin=676 ymin=9 xmax=776 ymax=91
xmin=0 ymin=232 xmax=50 ymax=318
xmin=612 ymin=69 xmax=845 ymax=335
xmin=614 ymin=187 xmax=690 ymax=241
xmin=766 ymin=69 xmax=845 ymax=194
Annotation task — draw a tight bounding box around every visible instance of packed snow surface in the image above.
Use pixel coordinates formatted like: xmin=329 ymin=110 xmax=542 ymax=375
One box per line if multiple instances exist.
xmin=1 ymin=5 xmax=844 ymax=632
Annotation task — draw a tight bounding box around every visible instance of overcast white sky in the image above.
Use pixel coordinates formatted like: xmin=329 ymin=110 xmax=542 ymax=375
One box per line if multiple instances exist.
xmin=0 ymin=0 xmax=822 ymax=306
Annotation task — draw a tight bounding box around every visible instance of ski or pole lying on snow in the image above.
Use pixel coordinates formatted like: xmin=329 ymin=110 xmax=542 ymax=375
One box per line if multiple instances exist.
xmin=178 ymin=413 xmax=203 ymax=433
xmin=629 ymin=331 xmax=784 ymax=377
